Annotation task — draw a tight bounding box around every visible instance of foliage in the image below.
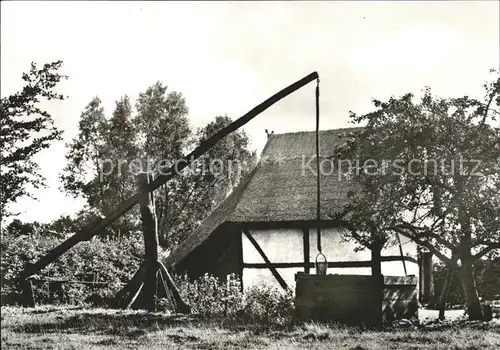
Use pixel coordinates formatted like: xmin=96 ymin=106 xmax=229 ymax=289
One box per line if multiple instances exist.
xmin=174 ymin=274 xmax=294 ymax=326
xmin=0 ymin=61 xmax=67 ymax=218
xmin=60 ymin=98 xmax=111 ymax=215
xmin=60 ymin=96 xmax=141 ymax=237
xmin=59 ymin=83 xmax=256 ymax=245
xmin=105 ymin=95 xmax=140 ymax=235
xmin=132 ymin=82 xmax=191 ymax=247
xmin=174 ymin=273 xmax=244 ymax=318
xmin=134 ymin=82 xmax=191 ymax=170
xmin=0 ymin=225 xmax=144 ymax=305
xmin=241 ymin=284 xmax=295 ymax=326
xmin=334 ymin=71 xmax=500 ymax=320
xmin=157 ymin=116 xmax=257 ymax=248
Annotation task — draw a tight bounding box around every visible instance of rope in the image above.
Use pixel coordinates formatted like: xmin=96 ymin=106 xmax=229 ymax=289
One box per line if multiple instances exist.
xmin=315 ymin=77 xmax=321 ymax=253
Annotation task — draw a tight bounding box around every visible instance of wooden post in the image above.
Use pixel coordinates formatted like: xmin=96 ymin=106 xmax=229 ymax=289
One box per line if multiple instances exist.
xmin=158 ymin=262 xmax=191 ymax=314
xmin=371 ymin=236 xmax=383 ymax=327
xmin=20 ymin=279 xmax=35 ymax=307
xmin=138 ymin=172 xmax=159 ymax=312
xmin=303 ymin=228 xmax=310 ymax=273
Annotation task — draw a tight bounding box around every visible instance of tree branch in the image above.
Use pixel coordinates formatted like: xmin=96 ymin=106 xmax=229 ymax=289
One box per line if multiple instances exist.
xmin=388 ymin=223 xmax=456 ymax=252
xmin=390 ymin=227 xmax=456 ymax=267
xmin=481 ymin=91 xmax=496 ymax=126
xmin=473 ymin=243 xmax=500 ymax=261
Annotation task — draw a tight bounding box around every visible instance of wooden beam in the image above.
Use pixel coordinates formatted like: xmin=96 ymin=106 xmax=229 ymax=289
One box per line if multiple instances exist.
xmin=113 ymin=262 xmax=147 ymax=307
xmin=149 ymin=72 xmax=319 ymax=191
xmin=158 ymin=262 xmax=191 ymax=314
xmin=138 ymin=172 xmax=159 ymax=312
xmin=242 ymin=230 xmax=288 ymax=290
xmin=239 ymin=219 xmax=348 ymax=231
xmin=302 ymin=228 xmax=310 ymax=273
xmin=383 ymin=255 xmax=418 ymax=264
xmin=126 ymin=283 xmax=144 ymax=309
xmin=237 ymin=233 xmax=244 ymax=291
xmin=371 ymin=238 xmax=383 ymax=277
xmin=19 ymin=72 xmax=319 ymax=281
xmin=242 ymin=255 xmax=418 ymax=269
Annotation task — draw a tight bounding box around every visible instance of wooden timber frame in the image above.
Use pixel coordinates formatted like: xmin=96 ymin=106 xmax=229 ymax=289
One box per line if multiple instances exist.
xmin=18 ymin=72 xmax=321 ymax=308
xmin=186 ymin=221 xmax=415 ymax=293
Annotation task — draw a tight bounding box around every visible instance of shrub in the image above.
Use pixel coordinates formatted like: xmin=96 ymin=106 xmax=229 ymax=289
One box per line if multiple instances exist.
xmin=1 ymin=231 xmax=144 ymax=305
xmin=241 ymin=284 xmax=295 ymax=326
xmin=175 ymin=273 xmax=244 ymax=317
xmin=174 ymin=273 xmax=295 ymax=326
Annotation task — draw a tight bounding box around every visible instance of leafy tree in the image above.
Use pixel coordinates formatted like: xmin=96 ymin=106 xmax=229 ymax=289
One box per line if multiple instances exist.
xmin=133 ymin=82 xmax=191 ymax=246
xmin=60 ymin=97 xmax=110 ymax=215
xmin=158 ymin=115 xmax=257 ymax=248
xmin=0 ymin=61 xmax=67 ymax=218
xmin=334 ymin=72 xmax=500 ymax=320
xmin=106 ymin=95 xmax=140 ymax=236
xmin=134 ymin=81 xmax=190 ymax=171
xmin=61 ymin=96 xmax=142 ymax=237
xmin=195 ymin=115 xmax=257 ymax=205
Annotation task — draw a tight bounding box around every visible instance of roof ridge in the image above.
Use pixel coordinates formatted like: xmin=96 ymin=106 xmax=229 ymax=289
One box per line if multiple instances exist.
xmin=270 ymin=126 xmax=362 ymax=137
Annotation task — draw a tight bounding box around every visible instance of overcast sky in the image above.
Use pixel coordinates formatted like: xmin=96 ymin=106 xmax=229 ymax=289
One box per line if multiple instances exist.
xmin=1 ymin=1 xmax=499 ymax=223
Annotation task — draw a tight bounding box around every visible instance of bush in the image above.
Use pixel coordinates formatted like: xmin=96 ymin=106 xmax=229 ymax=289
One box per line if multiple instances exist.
xmin=175 ymin=273 xmax=295 ymax=326
xmin=1 ymin=231 xmax=144 ymax=305
xmin=241 ymin=284 xmax=295 ymax=326
xmin=175 ymin=273 xmax=244 ymax=317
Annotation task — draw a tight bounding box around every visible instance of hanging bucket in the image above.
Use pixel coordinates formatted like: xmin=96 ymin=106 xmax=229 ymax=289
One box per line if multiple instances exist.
xmin=315 ymin=252 xmax=328 ymax=275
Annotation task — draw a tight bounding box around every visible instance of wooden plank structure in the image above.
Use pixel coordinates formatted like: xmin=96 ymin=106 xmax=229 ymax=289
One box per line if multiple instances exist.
xmin=295 ymin=274 xmax=418 ymax=327
xmin=295 ymin=274 xmax=383 ymax=327
xmin=382 ymin=276 xmax=419 ymax=323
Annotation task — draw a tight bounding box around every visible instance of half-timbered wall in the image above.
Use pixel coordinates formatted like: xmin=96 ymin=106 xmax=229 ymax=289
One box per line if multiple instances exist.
xmin=241 ymin=228 xmax=418 ymax=289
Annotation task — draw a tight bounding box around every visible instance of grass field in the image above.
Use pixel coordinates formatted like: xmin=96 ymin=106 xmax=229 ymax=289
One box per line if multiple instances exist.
xmin=1 ymin=306 xmax=499 ymax=349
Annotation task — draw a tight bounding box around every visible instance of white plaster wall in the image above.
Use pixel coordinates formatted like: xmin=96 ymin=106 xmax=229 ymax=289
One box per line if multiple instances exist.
xmin=241 ymin=228 xmax=418 ymax=289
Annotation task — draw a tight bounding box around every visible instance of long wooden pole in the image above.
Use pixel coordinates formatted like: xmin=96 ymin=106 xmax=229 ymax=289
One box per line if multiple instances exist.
xmin=19 ymin=72 xmax=319 ymax=281
xmin=138 ymin=173 xmax=159 ymax=312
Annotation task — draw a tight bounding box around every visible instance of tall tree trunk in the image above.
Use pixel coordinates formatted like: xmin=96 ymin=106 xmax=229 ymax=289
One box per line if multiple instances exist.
xmin=455 ymin=192 xmax=484 ymax=321
xmin=438 ymin=267 xmax=454 ymax=320
xmin=459 ymin=254 xmax=483 ymax=320
xmin=371 ymin=236 xmax=383 ymax=328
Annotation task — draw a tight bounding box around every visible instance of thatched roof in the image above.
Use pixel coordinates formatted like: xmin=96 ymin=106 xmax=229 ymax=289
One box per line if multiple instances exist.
xmin=166 ymin=127 xmax=360 ymax=266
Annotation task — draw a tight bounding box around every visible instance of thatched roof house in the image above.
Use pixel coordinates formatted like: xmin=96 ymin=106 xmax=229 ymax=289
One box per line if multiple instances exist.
xmin=166 ymin=127 xmax=424 ymax=293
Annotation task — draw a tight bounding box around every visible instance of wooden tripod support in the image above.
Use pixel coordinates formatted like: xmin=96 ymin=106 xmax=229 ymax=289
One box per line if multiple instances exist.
xmin=113 ymin=173 xmax=190 ymax=313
